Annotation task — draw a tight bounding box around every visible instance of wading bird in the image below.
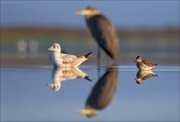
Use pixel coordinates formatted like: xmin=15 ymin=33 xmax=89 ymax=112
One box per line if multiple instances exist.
xmin=76 ymin=6 xmax=120 ymax=64
xmin=135 ymin=56 xmax=158 ymax=70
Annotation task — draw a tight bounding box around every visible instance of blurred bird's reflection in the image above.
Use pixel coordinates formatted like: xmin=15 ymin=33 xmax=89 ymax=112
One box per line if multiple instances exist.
xmin=135 ymin=70 xmax=157 ymax=84
xmin=48 ymin=67 xmax=91 ymax=91
xmin=77 ymin=66 xmax=118 ymax=117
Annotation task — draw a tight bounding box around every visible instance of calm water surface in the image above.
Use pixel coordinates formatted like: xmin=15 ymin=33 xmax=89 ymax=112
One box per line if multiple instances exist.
xmin=1 ymin=65 xmax=179 ymax=121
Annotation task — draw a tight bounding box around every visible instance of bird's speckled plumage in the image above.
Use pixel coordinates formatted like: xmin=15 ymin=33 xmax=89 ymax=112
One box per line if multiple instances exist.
xmin=135 ymin=70 xmax=157 ymax=84
xmin=135 ymin=56 xmax=158 ymax=70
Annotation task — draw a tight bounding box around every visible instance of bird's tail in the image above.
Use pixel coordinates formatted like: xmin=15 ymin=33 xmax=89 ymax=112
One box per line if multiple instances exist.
xmin=84 ymin=52 xmax=93 ymax=59
xmin=74 ymin=52 xmax=93 ymax=67
xmin=84 ymin=75 xmax=92 ymax=82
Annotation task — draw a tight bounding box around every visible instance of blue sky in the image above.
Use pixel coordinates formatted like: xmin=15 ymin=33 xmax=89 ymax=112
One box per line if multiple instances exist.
xmin=1 ymin=1 xmax=179 ymax=28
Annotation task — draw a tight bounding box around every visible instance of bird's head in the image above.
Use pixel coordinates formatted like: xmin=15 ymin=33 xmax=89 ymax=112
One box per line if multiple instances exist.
xmin=76 ymin=108 xmax=98 ymax=118
xmin=48 ymin=43 xmax=61 ymax=53
xmin=76 ymin=6 xmax=100 ymax=16
xmin=47 ymin=81 xmax=61 ymax=91
xmin=135 ymin=56 xmax=142 ymax=62
xmin=135 ymin=78 xmax=142 ymax=84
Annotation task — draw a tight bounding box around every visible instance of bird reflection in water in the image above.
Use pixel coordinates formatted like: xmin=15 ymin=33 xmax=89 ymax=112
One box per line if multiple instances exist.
xmin=135 ymin=70 xmax=157 ymax=84
xmin=48 ymin=67 xmax=92 ymax=91
xmin=77 ymin=66 xmax=118 ymax=117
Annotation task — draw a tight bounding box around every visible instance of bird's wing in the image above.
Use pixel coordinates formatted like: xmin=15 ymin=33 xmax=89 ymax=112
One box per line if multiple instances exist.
xmin=61 ymin=53 xmax=77 ymax=64
xmin=142 ymin=59 xmax=157 ymax=67
xmin=61 ymin=69 xmax=77 ymax=81
xmin=87 ymin=15 xmax=119 ymax=59
xmin=142 ymin=72 xmax=157 ymax=80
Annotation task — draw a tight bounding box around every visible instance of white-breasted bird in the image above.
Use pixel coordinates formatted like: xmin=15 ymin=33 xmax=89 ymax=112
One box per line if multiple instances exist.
xmin=135 ymin=56 xmax=158 ymax=70
xmin=48 ymin=43 xmax=92 ymax=68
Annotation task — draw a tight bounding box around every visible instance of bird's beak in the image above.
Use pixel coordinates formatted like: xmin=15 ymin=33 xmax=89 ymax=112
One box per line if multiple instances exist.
xmin=76 ymin=109 xmax=97 ymax=116
xmin=47 ymin=48 xmax=53 ymax=51
xmin=134 ymin=60 xmax=137 ymax=62
xmin=76 ymin=109 xmax=86 ymax=114
xmin=75 ymin=10 xmax=91 ymax=15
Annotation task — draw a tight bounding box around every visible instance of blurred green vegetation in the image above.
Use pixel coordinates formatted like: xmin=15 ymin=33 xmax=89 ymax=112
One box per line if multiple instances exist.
xmin=0 ymin=26 xmax=179 ymax=65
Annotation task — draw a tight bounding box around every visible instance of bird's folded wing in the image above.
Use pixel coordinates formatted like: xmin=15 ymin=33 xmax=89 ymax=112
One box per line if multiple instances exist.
xmin=142 ymin=73 xmax=156 ymax=80
xmin=61 ymin=53 xmax=77 ymax=63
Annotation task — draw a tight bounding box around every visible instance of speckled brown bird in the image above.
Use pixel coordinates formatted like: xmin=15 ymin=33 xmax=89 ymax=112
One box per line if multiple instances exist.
xmin=135 ymin=56 xmax=158 ymax=70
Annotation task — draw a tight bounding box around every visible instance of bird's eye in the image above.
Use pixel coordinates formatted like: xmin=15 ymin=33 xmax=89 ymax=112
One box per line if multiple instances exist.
xmin=53 ymin=45 xmax=56 ymax=48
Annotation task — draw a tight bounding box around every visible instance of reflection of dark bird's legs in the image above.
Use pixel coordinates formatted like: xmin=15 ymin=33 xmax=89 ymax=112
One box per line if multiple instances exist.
xmin=97 ymin=45 xmax=101 ymax=67
xmin=97 ymin=66 xmax=101 ymax=79
xmin=97 ymin=46 xmax=101 ymax=78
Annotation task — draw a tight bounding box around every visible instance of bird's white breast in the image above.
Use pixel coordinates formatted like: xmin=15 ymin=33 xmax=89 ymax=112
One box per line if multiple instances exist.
xmin=51 ymin=52 xmax=62 ymax=67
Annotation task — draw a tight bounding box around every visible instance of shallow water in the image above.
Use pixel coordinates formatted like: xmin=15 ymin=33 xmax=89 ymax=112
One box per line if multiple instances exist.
xmin=1 ymin=65 xmax=179 ymax=121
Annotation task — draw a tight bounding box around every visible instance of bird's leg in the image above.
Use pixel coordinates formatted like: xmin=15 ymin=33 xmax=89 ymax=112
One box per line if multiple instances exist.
xmin=97 ymin=65 xmax=101 ymax=79
xmin=97 ymin=45 xmax=101 ymax=67
xmin=106 ymin=55 xmax=110 ymax=66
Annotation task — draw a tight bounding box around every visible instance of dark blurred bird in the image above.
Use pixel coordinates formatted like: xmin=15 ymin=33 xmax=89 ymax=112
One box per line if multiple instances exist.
xmin=76 ymin=67 xmax=118 ymax=117
xmin=76 ymin=6 xmax=120 ymax=64
xmin=135 ymin=56 xmax=158 ymax=70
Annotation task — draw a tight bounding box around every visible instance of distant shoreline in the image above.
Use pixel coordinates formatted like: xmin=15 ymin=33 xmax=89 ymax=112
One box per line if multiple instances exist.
xmin=1 ymin=26 xmax=179 ymax=65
